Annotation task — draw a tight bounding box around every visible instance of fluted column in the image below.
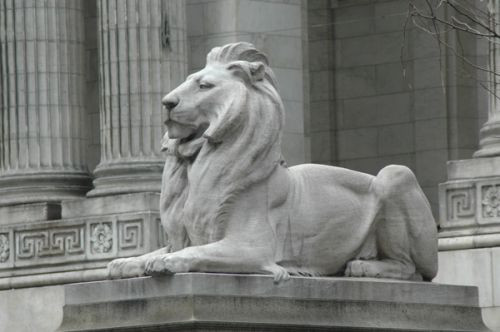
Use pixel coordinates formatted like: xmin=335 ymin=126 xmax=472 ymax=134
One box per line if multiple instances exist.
xmin=0 ymin=0 xmax=91 ymax=206
xmin=88 ymin=0 xmax=187 ymax=197
xmin=475 ymin=0 xmax=500 ymax=157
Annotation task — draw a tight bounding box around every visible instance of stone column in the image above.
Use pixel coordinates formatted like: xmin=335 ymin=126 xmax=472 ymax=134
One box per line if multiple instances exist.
xmin=0 ymin=0 xmax=91 ymax=206
xmin=88 ymin=0 xmax=187 ymax=197
xmin=475 ymin=0 xmax=500 ymax=157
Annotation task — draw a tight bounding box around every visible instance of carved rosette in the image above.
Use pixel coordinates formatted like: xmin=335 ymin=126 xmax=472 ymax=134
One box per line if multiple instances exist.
xmin=0 ymin=234 xmax=9 ymax=262
xmin=90 ymin=224 xmax=113 ymax=254
xmin=482 ymin=186 xmax=500 ymax=218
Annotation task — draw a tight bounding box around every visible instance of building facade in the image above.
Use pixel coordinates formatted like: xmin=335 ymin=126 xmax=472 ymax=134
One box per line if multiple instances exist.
xmin=0 ymin=0 xmax=498 ymax=331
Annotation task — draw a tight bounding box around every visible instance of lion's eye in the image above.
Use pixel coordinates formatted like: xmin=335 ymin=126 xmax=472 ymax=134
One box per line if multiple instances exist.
xmin=199 ymin=82 xmax=214 ymax=90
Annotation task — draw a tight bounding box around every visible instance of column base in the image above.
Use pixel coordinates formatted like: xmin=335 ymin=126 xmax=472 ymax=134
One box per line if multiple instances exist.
xmin=474 ymin=121 xmax=500 ymax=158
xmin=0 ymin=171 xmax=91 ymax=206
xmin=87 ymin=161 xmax=164 ymax=197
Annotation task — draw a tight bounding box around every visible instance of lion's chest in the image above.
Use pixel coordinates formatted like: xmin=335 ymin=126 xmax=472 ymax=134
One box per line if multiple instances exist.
xmin=182 ymin=197 xmax=222 ymax=245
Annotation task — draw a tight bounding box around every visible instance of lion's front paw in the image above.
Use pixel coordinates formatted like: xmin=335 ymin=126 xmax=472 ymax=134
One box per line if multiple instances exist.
xmin=264 ymin=264 xmax=290 ymax=283
xmin=107 ymin=257 xmax=146 ymax=279
xmin=144 ymin=254 xmax=191 ymax=276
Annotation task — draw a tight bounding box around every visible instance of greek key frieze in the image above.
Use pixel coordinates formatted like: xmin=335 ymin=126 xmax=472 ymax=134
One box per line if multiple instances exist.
xmin=0 ymin=212 xmax=160 ymax=271
xmin=15 ymin=226 xmax=85 ymax=260
xmin=446 ymin=187 xmax=475 ymax=220
xmin=118 ymin=220 xmax=143 ymax=250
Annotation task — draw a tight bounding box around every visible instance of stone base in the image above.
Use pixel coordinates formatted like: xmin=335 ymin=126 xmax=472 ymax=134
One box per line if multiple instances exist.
xmin=0 ymin=171 xmax=91 ymax=206
xmin=58 ymin=274 xmax=489 ymax=332
xmin=87 ymin=162 xmax=164 ymax=197
xmin=435 ymin=247 xmax=500 ymax=332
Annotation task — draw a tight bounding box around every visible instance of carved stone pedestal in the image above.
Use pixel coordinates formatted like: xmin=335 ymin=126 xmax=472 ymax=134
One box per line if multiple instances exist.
xmin=436 ymin=157 xmax=500 ymax=331
xmin=439 ymin=156 xmax=500 ymax=248
xmin=58 ymin=274 xmax=488 ymax=332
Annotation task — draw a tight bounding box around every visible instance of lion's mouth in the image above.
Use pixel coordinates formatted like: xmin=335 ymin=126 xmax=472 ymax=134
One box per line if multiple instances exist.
xmin=179 ymin=123 xmax=209 ymax=145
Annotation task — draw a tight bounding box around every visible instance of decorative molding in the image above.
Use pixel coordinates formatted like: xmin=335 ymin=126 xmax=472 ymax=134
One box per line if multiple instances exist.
xmin=16 ymin=226 xmax=85 ymax=260
xmin=446 ymin=187 xmax=475 ymax=221
xmin=90 ymin=223 xmax=113 ymax=254
xmin=118 ymin=220 xmax=143 ymax=251
xmin=439 ymin=178 xmax=500 ymax=232
xmin=0 ymin=212 xmax=161 ymax=274
xmin=0 ymin=234 xmax=9 ymax=262
xmin=481 ymin=185 xmax=500 ymax=218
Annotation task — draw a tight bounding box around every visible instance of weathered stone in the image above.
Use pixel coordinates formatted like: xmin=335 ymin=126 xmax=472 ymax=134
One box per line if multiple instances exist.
xmin=108 ymin=43 xmax=438 ymax=285
xmin=435 ymin=248 xmax=500 ymax=331
xmin=61 ymin=193 xmax=160 ymax=219
xmin=0 ymin=210 xmax=165 ymax=288
xmin=0 ymin=284 xmax=64 ymax=332
xmin=447 ymin=156 xmax=500 ymax=180
xmin=475 ymin=0 xmax=500 ymax=158
xmin=438 ymin=158 xmax=500 ymax=239
xmin=0 ymin=202 xmax=61 ymax=225
xmin=88 ymin=0 xmax=188 ymax=197
xmin=58 ymin=274 xmax=489 ymax=332
xmin=0 ymin=0 xmax=91 ymax=205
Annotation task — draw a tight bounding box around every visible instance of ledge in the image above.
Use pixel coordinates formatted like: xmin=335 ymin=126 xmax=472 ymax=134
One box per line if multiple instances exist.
xmin=58 ymin=273 xmax=489 ymax=332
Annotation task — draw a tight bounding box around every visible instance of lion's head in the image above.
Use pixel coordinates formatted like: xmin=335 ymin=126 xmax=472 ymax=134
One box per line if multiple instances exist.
xmin=160 ymin=42 xmax=286 ymax=246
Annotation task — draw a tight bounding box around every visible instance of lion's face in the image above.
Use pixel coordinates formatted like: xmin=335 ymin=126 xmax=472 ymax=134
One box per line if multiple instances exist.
xmin=161 ymin=64 xmax=246 ymax=143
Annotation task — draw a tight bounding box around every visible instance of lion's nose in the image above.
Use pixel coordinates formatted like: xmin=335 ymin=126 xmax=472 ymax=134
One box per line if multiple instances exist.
xmin=162 ymin=94 xmax=179 ymax=111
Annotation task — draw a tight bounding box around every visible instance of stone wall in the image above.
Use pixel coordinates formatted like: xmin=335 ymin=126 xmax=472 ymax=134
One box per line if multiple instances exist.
xmin=327 ymin=0 xmax=487 ymax=216
xmin=187 ymin=0 xmax=309 ymax=165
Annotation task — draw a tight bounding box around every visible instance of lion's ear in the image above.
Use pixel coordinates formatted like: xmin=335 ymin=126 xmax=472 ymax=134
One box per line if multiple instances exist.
xmin=249 ymin=62 xmax=265 ymax=81
xmin=227 ymin=61 xmax=266 ymax=84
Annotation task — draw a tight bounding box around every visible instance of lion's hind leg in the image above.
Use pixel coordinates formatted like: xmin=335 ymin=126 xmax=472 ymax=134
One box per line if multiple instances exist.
xmin=345 ymin=165 xmax=436 ymax=281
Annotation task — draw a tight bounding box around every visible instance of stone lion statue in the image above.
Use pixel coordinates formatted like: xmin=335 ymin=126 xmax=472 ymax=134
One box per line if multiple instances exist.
xmin=108 ymin=42 xmax=438 ymax=282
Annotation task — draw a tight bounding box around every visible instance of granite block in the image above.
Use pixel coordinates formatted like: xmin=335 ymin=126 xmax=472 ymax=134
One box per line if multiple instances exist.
xmin=58 ymin=274 xmax=488 ymax=332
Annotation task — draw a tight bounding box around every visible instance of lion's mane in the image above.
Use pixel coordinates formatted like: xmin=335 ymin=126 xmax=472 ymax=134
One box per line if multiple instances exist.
xmin=160 ymin=43 xmax=285 ymax=247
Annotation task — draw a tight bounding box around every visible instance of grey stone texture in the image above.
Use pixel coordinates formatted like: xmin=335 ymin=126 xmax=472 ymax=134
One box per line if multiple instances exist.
xmin=108 ymin=42 xmax=438 ymax=284
xmin=0 ymin=0 xmax=496 ymax=330
xmin=186 ymin=0 xmax=309 ymax=166
xmin=0 ymin=193 xmax=164 ymax=289
xmin=0 ymin=0 xmax=92 ymax=206
xmin=435 ymin=247 xmax=500 ymax=331
xmin=330 ymin=0 xmax=488 ymax=217
xmin=475 ymin=0 xmax=500 ymax=158
xmin=0 ymin=284 xmax=64 ymax=332
xmin=434 ymin=2 xmax=500 ymax=330
xmin=88 ymin=0 xmax=188 ymax=197
xmin=58 ymin=274 xmax=488 ymax=332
